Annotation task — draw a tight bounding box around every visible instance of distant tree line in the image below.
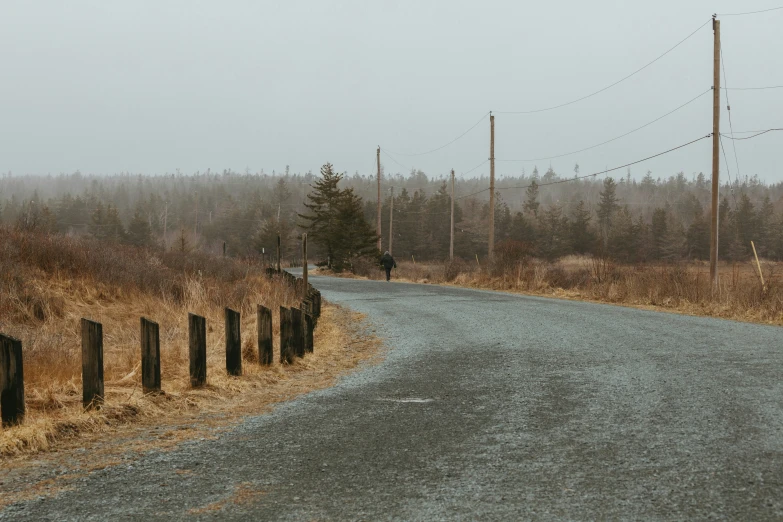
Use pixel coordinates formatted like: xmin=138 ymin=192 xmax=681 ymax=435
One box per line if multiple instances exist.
xmin=1 ymin=164 xmax=782 ymax=264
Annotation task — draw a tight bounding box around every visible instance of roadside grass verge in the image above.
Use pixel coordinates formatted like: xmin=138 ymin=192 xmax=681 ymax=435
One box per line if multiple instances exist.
xmin=345 ymin=255 xmax=783 ymax=326
xmin=0 ymin=228 xmax=381 ymax=457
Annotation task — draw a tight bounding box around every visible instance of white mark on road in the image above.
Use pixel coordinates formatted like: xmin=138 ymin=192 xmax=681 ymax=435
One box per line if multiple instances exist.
xmin=379 ymin=398 xmax=434 ymax=403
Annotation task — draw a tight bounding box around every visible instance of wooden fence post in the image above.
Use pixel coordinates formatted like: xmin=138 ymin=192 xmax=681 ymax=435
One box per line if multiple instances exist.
xmin=81 ymin=318 xmax=104 ymax=409
xmin=140 ymin=318 xmax=161 ymax=394
xmin=189 ymin=313 xmax=207 ymax=387
xmin=291 ymin=307 xmax=304 ymax=358
xmin=257 ymin=305 xmax=273 ymax=365
xmin=0 ymin=334 xmax=25 ymax=426
xmin=304 ymin=312 xmax=314 ymax=354
xmin=225 ymin=308 xmax=242 ymax=376
xmin=279 ymin=307 xmax=294 ymax=364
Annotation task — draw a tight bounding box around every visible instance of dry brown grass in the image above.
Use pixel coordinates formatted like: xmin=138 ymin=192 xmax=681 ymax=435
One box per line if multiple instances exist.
xmin=350 ymin=256 xmax=783 ymax=326
xmin=0 ymin=228 xmax=382 ymax=458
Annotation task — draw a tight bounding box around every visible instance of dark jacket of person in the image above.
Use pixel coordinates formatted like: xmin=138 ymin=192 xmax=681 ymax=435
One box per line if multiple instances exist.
xmin=380 ymin=252 xmax=396 ymax=270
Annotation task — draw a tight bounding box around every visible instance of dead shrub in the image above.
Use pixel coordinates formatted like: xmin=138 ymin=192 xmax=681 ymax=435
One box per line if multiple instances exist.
xmin=444 ymin=258 xmax=471 ymax=282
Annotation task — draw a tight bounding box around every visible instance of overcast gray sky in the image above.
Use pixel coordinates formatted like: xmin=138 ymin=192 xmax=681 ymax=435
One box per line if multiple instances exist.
xmin=1 ymin=0 xmax=782 ymax=182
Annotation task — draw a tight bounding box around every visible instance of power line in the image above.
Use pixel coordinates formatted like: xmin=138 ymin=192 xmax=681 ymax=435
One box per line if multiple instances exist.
xmin=381 ymin=112 xmax=490 ymax=157
xmin=721 ymin=49 xmax=743 ymax=190
xmin=724 ymin=128 xmax=783 ymax=134
xmin=380 ymin=149 xmax=412 ymax=173
xmin=455 ymin=187 xmax=490 ymax=201
xmin=720 ymin=128 xmax=783 ymax=140
xmin=717 ymin=6 xmax=783 ymax=16
xmin=456 ymin=134 xmax=711 ymax=199
xmin=463 ymin=159 xmax=489 ymax=176
xmin=722 ymin=85 xmax=783 ymax=90
xmin=495 ymin=18 xmax=711 ymax=115
xmin=719 ymin=134 xmax=740 ymax=210
xmin=496 ymin=88 xmax=711 ymax=162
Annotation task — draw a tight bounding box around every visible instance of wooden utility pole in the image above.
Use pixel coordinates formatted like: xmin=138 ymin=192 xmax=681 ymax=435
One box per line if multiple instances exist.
xmin=388 ymin=187 xmax=394 ymax=255
xmin=376 ymin=146 xmax=382 ymax=252
xmin=488 ymin=113 xmax=495 ymax=260
xmin=710 ymin=17 xmax=721 ymax=288
xmin=450 ymin=169 xmax=455 ymax=260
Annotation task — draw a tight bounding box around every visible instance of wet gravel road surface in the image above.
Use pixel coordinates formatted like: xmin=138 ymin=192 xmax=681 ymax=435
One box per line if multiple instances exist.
xmin=2 ymin=275 xmax=782 ymax=520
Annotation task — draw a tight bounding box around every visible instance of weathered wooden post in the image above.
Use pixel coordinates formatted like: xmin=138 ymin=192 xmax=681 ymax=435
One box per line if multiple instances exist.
xmin=0 ymin=334 xmax=25 ymax=426
xmin=279 ymin=307 xmax=294 ymax=364
xmin=225 ymin=308 xmax=242 ymax=376
xmin=257 ymin=305 xmax=273 ymax=365
xmin=313 ymin=290 xmax=322 ymax=321
xmin=302 ymin=233 xmax=308 ymax=296
xmin=140 ymin=318 xmax=161 ymax=394
xmin=81 ymin=318 xmax=104 ymax=409
xmin=189 ymin=313 xmax=207 ymax=387
xmin=303 ymin=312 xmax=314 ymax=354
xmin=291 ymin=307 xmax=304 ymax=358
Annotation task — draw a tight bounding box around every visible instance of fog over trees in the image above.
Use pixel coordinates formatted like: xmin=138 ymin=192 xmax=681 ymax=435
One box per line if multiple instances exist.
xmin=2 ymin=164 xmax=782 ymax=264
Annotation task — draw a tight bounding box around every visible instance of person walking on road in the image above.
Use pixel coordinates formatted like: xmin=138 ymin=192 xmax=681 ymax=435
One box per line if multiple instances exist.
xmin=380 ymin=251 xmax=396 ymax=282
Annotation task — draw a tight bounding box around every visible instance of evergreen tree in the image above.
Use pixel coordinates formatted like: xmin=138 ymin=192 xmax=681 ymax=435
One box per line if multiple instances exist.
xmin=597 ymin=177 xmax=620 ymax=245
xmin=660 ymin=217 xmax=687 ymax=261
xmin=735 ymin=193 xmax=757 ymax=257
xmin=299 ymin=163 xmax=378 ymax=270
xmin=538 ymin=203 xmax=569 ymax=260
xmin=493 ymin=192 xmax=512 ymax=243
xmin=299 ymin=163 xmax=345 ymax=263
xmin=523 ymin=180 xmax=540 ymax=217
xmin=569 ymin=200 xmax=595 ymax=255
xmin=650 ymin=208 xmax=668 ymax=260
xmin=126 ymin=206 xmax=152 ymax=247
xmin=756 ymin=195 xmax=775 ymax=257
xmin=334 ymin=188 xmax=378 ymax=266
xmin=686 ymin=209 xmax=710 ymax=260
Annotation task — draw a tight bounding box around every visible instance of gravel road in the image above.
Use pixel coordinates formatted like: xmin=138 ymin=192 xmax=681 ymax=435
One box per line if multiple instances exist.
xmin=2 ymin=275 xmax=782 ymax=520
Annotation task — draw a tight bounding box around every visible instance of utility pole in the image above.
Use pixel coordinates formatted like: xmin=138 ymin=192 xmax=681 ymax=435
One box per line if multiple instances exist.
xmin=450 ymin=169 xmax=455 ymax=260
xmin=388 ymin=187 xmax=394 ymax=255
xmin=376 ymin=146 xmax=382 ymax=252
xmin=488 ymin=113 xmax=495 ymax=261
xmin=710 ymin=16 xmax=721 ymax=289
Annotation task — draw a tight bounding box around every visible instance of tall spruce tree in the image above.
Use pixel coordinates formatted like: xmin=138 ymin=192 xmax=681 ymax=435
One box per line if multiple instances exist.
xmin=299 ymin=163 xmax=377 ymax=270
xmin=597 ymin=177 xmax=620 ymax=246
xmin=569 ymin=200 xmax=595 ymax=254
xmin=523 ymin=180 xmax=540 ymax=217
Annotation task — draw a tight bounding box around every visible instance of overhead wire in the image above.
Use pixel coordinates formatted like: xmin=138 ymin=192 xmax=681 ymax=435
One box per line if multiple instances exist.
xmin=381 ymin=112 xmax=490 ymax=157
xmin=495 ymin=18 xmax=712 ymax=114
xmin=380 ymin=149 xmax=412 ymax=173
xmin=720 ymin=128 xmax=783 ymax=140
xmin=722 ymin=85 xmax=783 ymax=90
xmin=721 ymin=48 xmax=743 ymax=193
xmin=463 ymin=159 xmax=489 ymax=176
xmin=719 ymin=134 xmax=740 ymax=210
xmin=456 ymin=134 xmax=711 ymax=199
xmin=717 ymin=6 xmax=783 ymax=16
xmin=496 ymin=88 xmax=711 ymax=162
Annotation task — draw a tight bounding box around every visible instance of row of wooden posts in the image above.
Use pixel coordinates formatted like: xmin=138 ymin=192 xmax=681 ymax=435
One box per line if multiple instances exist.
xmin=0 ymin=274 xmax=321 ymax=428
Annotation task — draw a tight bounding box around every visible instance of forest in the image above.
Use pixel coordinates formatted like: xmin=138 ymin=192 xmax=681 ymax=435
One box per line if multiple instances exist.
xmin=1 ymin=164 xmax=782 ymax=265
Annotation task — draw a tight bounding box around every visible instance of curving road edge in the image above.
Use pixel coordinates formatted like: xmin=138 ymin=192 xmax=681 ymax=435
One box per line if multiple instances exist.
xmin=2 ymin=274 xmax=782 ymax=520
